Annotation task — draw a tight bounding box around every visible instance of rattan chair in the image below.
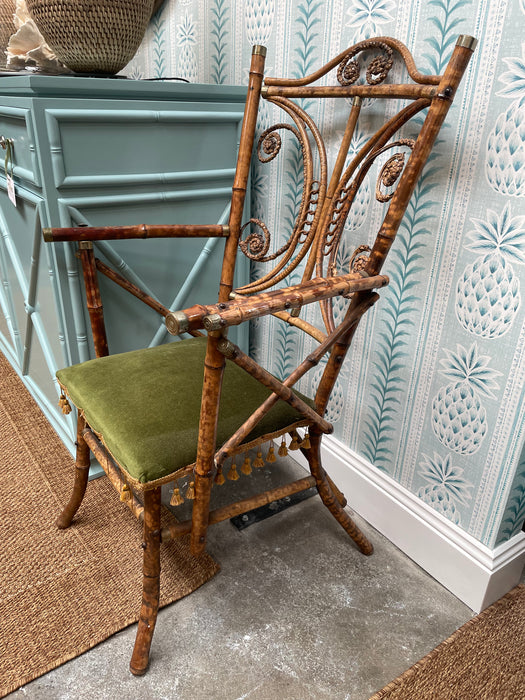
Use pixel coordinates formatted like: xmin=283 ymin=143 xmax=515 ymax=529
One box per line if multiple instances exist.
xmin=44 ymin=35 xmax=476 ymax=675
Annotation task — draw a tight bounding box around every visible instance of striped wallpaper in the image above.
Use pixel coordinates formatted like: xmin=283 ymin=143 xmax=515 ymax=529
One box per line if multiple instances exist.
xmin=127 ymin=0 xmax=525 ymax=549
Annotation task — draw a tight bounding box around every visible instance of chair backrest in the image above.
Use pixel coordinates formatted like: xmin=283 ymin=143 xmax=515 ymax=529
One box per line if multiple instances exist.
xmin=207 ymin=36 xmax=477 ymax=418
xmin=48 ymin=37 xmax=476 ymax=421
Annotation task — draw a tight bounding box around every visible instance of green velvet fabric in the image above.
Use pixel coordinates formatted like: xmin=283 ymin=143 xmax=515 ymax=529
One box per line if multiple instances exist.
xmin=57 ymin=337 xmax=315 ymax=484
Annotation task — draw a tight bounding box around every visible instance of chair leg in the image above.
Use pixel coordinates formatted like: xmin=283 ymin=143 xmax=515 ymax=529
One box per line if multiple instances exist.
xmin=307 ymin=430 xmax=373 ymax=556
xmin=130 ymin=487 xmax=162 ymax=676
xmin=56 ymin=414 xmax=91 ymax=529
xmin=190 ymin=471 xmax=213 ymax=556
xmin=300 ymin=442 xmax=347 ymax=507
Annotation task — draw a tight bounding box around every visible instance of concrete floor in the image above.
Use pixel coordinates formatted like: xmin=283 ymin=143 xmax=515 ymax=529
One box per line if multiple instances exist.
xmin=12 ymin=458 xmax=474 ymax=700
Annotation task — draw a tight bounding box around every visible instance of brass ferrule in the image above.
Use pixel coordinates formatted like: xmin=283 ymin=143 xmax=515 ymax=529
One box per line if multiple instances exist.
xmin=217 ymin=338 xmax=236 ymax=358
xmin=203 ymin=313 xmax=224 ymax=331
xmin=42 ymin=228 xmax=53 ymax=242
xmin=352 ymin=96 xmax=363 ymax=107
xmin=165 ymin=310 xmax=189 ymax=336
xmin=252 ymin=45 xmax=267 ymax=56
xmin=456 ymin=35 xmax=478 ymax=50
xmin=78 ymin=241 xmax=93 ymax=250
xmin=261 ymin=85 xmax=269 ymax=98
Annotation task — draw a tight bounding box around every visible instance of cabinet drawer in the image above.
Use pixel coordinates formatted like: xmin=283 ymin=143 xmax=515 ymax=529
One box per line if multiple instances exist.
xmin=44 ymin=107 xmax=244 ymax=191
xmin=0 ymin=106 xmax=41 ymax=189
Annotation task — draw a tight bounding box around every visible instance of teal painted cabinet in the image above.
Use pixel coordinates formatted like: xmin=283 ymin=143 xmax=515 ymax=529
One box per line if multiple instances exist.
xmin=0 ymin=75 xmax=248 ymax=453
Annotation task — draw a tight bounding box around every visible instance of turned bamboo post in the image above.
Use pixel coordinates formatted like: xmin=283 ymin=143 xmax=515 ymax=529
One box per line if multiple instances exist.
xmin=189 ymin=45 xmax=267 ymax=556
xmin=307 ymin=428 xmax=373 ymax=555
xmin=219 ymin=45 xmax=267 ymax=304
xmin=365 ymin=36 xmax=477 ymax=277
xmin=130 ymin=487 xmax=162 ymax=676
xmin=56 ymin=413 xmax=91 ymax=528
xmin=95 ymin=258 xmax=169 ymax=317
xmin=78 ymin=241 xmax=109 ymax=358
xmin=216 ymin=293 xmax=380 ymax=463
xmin=165 ymin=272 xmax=388 ymax=335
xmin=301 ymin=95 xmax=362 ymax=286
xmin=217 ymin=337 xmax=333 ymax=434
xmin=314 ymin=292 xmax=378 ymax=417
xmin=162 ymin=476 xmax=318 ymax=541
xmin=190 ymin=334 xmax=226 ymax=556
xmin=43 ymin=223 xmax=229 ymax=242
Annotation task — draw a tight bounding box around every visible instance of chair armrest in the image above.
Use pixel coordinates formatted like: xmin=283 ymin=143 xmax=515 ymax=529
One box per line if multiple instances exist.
xmin=43 ymin=224 xmax=230 ymax=243
xmin=165 ymin=271 xmax=389 ymax=336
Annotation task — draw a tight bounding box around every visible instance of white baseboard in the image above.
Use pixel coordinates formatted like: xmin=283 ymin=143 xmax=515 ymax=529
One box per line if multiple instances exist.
xmin=291 ymin=434 xmax=525 ymax=613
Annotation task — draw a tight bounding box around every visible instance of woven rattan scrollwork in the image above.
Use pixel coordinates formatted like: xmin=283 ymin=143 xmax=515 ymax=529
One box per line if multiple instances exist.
xmin=257 ymin=126 xmax=286 ymax=163
xmin=238 ymin=219 xmax=271 ymax=260
xmin=349 ymin=244 xmax=372 ymax=272
xmin=237 ymin=36 xmax=459 ymax=334
xmin=237 ymin=97 xmax=327 ymax=292
xmin=319 ymin=134 xmax=417 ymax=278
xmin=337 ymin=40 xmax=394 ymax=86
xmin=317 ymin=129 xmax=421 ymax=333
xmin=375 ymin=139 xmax=415 ymax=203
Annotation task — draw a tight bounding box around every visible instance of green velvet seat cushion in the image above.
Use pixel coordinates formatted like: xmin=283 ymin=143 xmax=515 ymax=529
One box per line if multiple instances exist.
xmin=57 ymin=336 xmax=315 ymax=484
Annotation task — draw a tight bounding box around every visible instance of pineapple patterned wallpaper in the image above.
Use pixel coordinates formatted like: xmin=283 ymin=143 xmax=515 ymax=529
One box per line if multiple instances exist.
xmin=127 ymin=0 xmax=525 ymax=549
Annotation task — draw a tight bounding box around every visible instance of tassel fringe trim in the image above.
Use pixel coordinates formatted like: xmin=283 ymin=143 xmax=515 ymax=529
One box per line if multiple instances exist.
xmin=58 ymin=392 xmax=72 ymax=415
xmin=168 ymin=433 xmax=311 ymax=506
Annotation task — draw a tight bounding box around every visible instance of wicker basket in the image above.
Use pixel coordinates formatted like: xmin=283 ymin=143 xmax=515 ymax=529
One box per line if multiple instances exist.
xmin=26 ymin=0 xmax=155 ymax=74
xmin=0 ymin=0 xmax=16 ymax=69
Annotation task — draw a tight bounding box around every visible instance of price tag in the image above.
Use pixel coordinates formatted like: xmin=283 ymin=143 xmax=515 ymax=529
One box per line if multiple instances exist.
xmin=7 ymin=174 xmax=16 ymax=207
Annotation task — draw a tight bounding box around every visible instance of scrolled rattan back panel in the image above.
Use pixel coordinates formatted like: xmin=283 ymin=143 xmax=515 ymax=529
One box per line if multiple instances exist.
xmin=233 ymin=37 xmax=453 ymax=335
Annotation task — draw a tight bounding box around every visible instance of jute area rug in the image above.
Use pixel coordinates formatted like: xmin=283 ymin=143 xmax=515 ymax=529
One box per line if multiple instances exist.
xmin=369 ymin=584 xmax=525 ymax=700
xmin=0 ymin=352 xmax=219 ymax=698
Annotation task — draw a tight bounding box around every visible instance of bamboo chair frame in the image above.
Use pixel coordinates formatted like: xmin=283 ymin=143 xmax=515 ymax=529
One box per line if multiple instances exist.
xmin=44 ymin=35 xmax=476 ymax=675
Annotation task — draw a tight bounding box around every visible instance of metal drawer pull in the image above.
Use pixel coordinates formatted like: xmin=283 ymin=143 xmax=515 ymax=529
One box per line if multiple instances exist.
xmin=2 ymin=136 xmax=15 ymax=204
xmin=0 ymin=135 xmax=13 ymax=150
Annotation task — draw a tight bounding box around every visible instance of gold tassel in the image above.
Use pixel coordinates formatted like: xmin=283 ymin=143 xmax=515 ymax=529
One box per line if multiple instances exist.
xmin=300 ymin=430 xmax=311 ymax=449
xmin=289 ymin=431 xmax=300 ymax=450
xmin=170 ymin=487 xmax=184 ymax=507
xmin=59 ymin=392 xmax=72 ymax=415
xmin=227 ymin=459 xmax=240 ymax=481
xmin=241 ymin=454 xmax=252 ymax=475
xmin=266 ymin=444 xmax=276 ymax=463
xmin=214 ymin=464 xmax=225 ymax=485
xmin=278 ymin=437 xmax=288 ymax=457
xmin=185 ymin=481 xmax=196 ymax=500
xmin=253 ymin=449 xmax=264 ymax=468
xmin=120 ymin=483 xmax=131 ymax=502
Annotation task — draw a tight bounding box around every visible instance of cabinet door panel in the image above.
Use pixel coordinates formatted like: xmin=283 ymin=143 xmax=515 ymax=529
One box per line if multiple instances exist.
xmin=0 ymin=187 xmax=34 ymax=363
xmin=0 ymin=187 xmax=63 ymax=383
